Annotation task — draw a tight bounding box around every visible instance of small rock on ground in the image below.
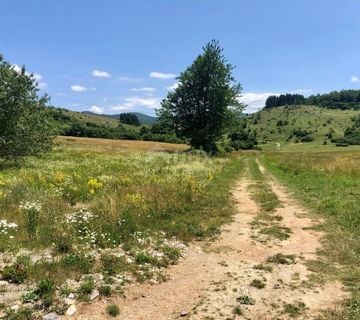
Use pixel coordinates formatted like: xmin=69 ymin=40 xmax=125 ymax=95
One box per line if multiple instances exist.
xmin=66 ymin=304 xmax=77 ymax=316
xmin=42 ymin=313 xmax=58 ymax=320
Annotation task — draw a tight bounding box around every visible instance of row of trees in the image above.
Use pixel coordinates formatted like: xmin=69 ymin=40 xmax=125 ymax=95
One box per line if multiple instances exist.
xmin=307 ymin=90 xmax=360 ymax=110
xmin=265 ymin=90 xmax=360 ymax=110
xmin=265 ymin=94 xmax=306 ymax=108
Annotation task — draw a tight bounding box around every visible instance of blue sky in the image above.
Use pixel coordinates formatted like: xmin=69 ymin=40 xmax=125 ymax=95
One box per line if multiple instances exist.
xmin=1 ymin=0 xmax=360 ymax=114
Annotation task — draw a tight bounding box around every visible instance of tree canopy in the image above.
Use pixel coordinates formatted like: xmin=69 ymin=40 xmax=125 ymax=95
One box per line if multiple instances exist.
xmin=157 ymin=40 xmax=243 ymax=152
xmin=265 ymin=94 xmax=306 ymax=108
xmin=119 ymin=113 xmax=140 ymax=126
xmin=0 ymin=55 xmax=55 ymax=161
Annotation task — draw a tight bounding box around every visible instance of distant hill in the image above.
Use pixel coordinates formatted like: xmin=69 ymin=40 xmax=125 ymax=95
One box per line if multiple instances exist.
xmin=46 ymin=106 xmax=183 ymax=144
xmin=51 ymin=108 xmax=139 ymax=131
xmin=247 ymin=105 xmax=360 ymax=143
xmin=83 ymin=111 xmax=157 ymax=125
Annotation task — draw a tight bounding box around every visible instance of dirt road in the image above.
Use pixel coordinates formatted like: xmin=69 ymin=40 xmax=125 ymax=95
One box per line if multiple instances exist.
xmin=67 ymin=161 xmax=345 ymax=320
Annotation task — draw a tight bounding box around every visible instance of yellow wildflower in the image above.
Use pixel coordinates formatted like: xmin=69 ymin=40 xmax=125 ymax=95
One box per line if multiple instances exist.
xmin=87 ymin=178 xmax=103 ymax=194
xmin=53 ymin=172 xmax=66 ymax=184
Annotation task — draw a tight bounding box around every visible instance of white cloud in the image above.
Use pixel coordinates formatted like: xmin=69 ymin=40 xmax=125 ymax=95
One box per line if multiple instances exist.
xmin=90 ymin=105 xmax=104 ymax=114
xmin=350 ymin=75 xmax=359 ymax=83
xmin=149 ymin=71 xmax=177 ymax=79
xmin=92 ymin=69 xmax=111 ymax=78
xmin=166 ymin=82 xmax=179 ymax=91
xmin=38 ymin=82 xmax=48 ymax=89
xmin=33 ymin=73 xmax=42 ymax=81
xmin=12 ymin=65 xmax=43 ymax=80
xmin=110 ymin=105 xmax=134 ymax=111
xmin=71 ymin=85 xmax=88 ymax=92
xmin=238 ymin=92 xmax=280 ymax=113
xmin=131 ymin=87 xmax=156 ymax=92
xmin=111 ymin=96 xmax=161 ymax=111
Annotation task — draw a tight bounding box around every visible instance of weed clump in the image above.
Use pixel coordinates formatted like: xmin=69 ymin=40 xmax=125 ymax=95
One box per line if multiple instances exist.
xmin=78 ymin=276 xmax=95 ymax=301
xmin=253 ymin=264 xmax=273 ymax=272
xmin=98 ymin=285 xmax=112 ymax=297
xmin=106 ymin=304 xmax=120 ymax=317
xmin=283 ymin=301 xmax=306 ymax=317
xmin=237 ymin=295 xmax=255 ymax=305
xmin=250 ymin=279 xmax=266 ymax=289
xmin=233 ymin=306 xmax=243 ymax=315
xmin=266 ymin=253 xmax=296 ymax=265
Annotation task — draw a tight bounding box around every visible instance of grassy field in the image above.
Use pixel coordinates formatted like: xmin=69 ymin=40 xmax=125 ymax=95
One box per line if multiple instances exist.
xmin=249 ymin=105 xmax=360 ymax=143
xmin=0 ymin=139 xmax=243 ymax=318
xmin=56 ymin=136 xmax=189 ymax=153
xmin=1 ymin=135 xmax=360 ymax=318
xmin=259 ymin=140 xmax=360 ymax=153
xmin=262 ymin=151 xmax=360 ymax=319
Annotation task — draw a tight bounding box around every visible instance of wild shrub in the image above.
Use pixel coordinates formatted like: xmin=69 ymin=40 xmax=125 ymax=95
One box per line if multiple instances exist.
xmin=106 ymin=304 xmax=120 ymax=317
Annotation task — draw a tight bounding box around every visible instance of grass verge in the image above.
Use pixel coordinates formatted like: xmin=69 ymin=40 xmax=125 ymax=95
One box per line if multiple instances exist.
xmin=262 ymin=151 xmax=360 ymax=319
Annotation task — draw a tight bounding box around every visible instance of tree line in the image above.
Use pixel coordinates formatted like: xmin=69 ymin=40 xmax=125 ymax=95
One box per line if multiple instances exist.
xmin=265 ymin=90 xmax=360 ymax=110
xmin=265 ymin=94 xmax=306 ymax=108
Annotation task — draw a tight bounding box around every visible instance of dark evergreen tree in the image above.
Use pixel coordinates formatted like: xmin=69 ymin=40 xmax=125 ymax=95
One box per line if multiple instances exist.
xmin=265 ymin=94 xmax=306 ymax=108
xmin=119 ymin=113 xmax=140 ymax=126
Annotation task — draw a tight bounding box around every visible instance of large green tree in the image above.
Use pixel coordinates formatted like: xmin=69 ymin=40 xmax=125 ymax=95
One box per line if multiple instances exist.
xmin=157 ymin=40 xmax=243 ymax=152
xmin=0 ymin=55 xmax=55 ymax=161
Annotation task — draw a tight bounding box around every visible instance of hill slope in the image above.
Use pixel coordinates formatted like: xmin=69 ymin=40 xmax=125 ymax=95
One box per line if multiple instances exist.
xmin=83 ymin=111 xmax=157 ymax=125
xmin=49 ymin=108 xmax=140 ymax=131
xmin=248 ymin=105 xmax=360 ymax=143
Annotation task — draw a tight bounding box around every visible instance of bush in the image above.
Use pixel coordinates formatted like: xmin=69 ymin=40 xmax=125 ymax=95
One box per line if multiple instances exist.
xmin=78 ymin=276 xmax=95 ymax=301
xmin=54 ymin=235 xmax=73 ymax=253
xmin=229 ymin=130 xmax=258 ymax=150
xmin=98 ymin=285 xmax=112 ymax=297
xmin=300 ymin=135 xmax=314 ymax=142
xmin=100 ymin=254 xmax=127 ymax=276
xmin=106 ymin=304 xmax=120 ymax=317
xmin=62 ymin=252 xmax=94 ymax=274
xmin=35 ymin=278 xmax=55 ymax=307
xmin=2 ymin=263 xmax=28 ymax=284
xmin=336 ymin=143 xmax=349 ymax=147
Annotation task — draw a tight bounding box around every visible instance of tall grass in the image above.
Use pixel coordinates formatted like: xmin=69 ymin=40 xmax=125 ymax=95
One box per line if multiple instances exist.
xmin=0 ymin=149 xmax=243 ymax=279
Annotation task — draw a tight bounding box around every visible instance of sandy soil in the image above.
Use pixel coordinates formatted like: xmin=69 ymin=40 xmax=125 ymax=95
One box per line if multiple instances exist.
xmin=64 ymin=162 xmax=345 ymax=320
